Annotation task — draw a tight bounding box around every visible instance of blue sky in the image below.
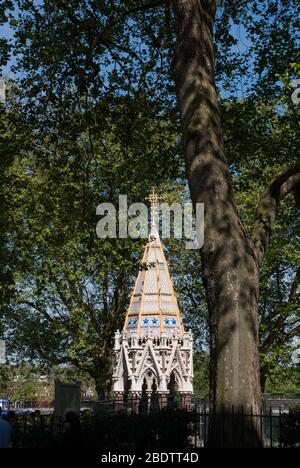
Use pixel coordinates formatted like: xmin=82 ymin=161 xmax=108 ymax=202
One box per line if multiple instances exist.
xmin=1 ymin=4 xmax=252 ymax=89
xmin=0 ymin=21 xmax=16 ymax=76
xmin=0 ymin=3 xmax=273 ymax=102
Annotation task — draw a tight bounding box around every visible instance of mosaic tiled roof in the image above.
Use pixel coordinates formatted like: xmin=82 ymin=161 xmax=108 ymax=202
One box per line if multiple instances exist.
xmin=124 ymin=190 xmax=184 ymax=336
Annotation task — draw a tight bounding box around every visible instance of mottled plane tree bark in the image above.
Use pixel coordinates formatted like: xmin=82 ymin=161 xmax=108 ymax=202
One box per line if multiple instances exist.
xmin=172 ymin=0 xmax=300 ymax=447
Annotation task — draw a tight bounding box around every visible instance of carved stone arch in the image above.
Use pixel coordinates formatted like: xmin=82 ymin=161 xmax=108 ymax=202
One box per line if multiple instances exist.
xmin=139 ymin=368 xmax=159 ymax=389
xmin=139 ymin=369 xmax=159 ymax=413
xmin=169 ymin=367 xmax=183 ymax=392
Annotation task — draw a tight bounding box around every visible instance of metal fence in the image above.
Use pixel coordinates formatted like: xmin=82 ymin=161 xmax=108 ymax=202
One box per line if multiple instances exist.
xmin=2 ymin=399 xmax=300 ymax=449
xmin=194 ymin=402 xmax=300 ymax=448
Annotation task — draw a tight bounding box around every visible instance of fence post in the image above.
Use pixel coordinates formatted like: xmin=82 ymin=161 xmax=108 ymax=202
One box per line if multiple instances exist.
xmin=194 ymin=403 xmax=197 ymax=448
xmin=269 ymin=406 xmax=273 ymax=449
xmin=260 ymin=406 xmax=264 ymax=446
xmin=203 ymin=401 xmax=207 ymax=448
xmin=231 ymin=405 xmax=234 ymax=448
xmin=279 ymin=406 xmax=282 ymax=448
xmin=250 ymin=406 xmax=253 ymax=448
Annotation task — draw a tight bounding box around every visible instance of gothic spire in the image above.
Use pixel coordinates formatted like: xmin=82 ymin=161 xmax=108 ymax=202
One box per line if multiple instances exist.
xmin=124 ymin=188 xmax=184 ymax=336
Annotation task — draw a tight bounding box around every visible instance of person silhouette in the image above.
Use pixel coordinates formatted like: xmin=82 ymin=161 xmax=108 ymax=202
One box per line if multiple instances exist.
xmin=0 ymin=407 xmax=12 ymax=448
xmin=6 ymin=411 xmax=17 ymax=448
xmin=62 ymin=412 xmax=82 ymax=448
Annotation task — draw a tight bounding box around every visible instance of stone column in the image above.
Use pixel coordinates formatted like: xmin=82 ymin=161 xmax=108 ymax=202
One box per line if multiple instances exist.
xmin=114 ymin=392 xmax=124 ymax=412
xmin=158 ymin=393 xmax=168 ymax=410
xmin=147 ymin=391 xmax=153 ymax=414
xmin=180 ymin=393 xmax=192 ymax=411
xmin=130 ymin=392 xmax=142 ymax=414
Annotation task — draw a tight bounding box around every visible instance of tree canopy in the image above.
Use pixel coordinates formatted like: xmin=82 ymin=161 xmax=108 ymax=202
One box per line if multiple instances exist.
xmin=0 ymin=1 xmax=299 ymax=411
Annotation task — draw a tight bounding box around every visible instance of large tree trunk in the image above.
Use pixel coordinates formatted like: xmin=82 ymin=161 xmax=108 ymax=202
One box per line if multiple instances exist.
xmin=93 ymin=272 xmax=128 ymax=401
xmin=173 ymin=0 xmax=262 ymax=446
xmin=93 ymin=359 xmax=113 ymax=401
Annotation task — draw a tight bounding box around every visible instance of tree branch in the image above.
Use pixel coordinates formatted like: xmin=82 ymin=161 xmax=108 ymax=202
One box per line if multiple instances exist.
xmin=22 ymin=300 xmax=56 ymax=324
xmin=103 ymin=272 xmax=128 ymax=346
xmin=251 ymin=160 xmax=300 ymax=266
xmin=124 ymin=0 xmax=166 ymax=14
xmin=51 ymin=0 xmax=167 ymax=65
xmin=289 ymin=266 xmax=300 ymax=303
xmin=50 ymin=0 xmax=165 ymax=45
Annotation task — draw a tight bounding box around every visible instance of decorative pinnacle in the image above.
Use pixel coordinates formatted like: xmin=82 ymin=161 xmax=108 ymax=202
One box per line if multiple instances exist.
xmin=145 ymin=187 xmax=160 ymax=205
xmin=146 ymin=187 xmax=160 ymax=228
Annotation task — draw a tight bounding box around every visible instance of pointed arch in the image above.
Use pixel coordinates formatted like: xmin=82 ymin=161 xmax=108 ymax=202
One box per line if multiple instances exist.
xmin=138 ymin=367 xmax=159 ymax=389
xmin=168 ymin=367 xmax=184 ymax=392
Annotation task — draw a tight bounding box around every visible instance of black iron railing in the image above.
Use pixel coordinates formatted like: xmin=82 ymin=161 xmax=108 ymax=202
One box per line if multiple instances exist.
xmin=2 ymin=400 xmax=299 ymax=449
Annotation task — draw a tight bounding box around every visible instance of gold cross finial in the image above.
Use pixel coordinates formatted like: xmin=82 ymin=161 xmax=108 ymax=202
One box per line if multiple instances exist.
xmin=146 ymin=187 xmax=160 ymax=205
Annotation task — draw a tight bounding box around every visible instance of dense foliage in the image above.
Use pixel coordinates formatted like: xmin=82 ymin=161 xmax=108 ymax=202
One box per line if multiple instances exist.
xmin=0 ymin=0 xmax=299 ymax=399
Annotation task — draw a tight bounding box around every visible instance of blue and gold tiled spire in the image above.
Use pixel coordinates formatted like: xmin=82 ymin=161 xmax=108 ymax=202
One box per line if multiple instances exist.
xmin=124 ymin=189 xmax=184 ymax=337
